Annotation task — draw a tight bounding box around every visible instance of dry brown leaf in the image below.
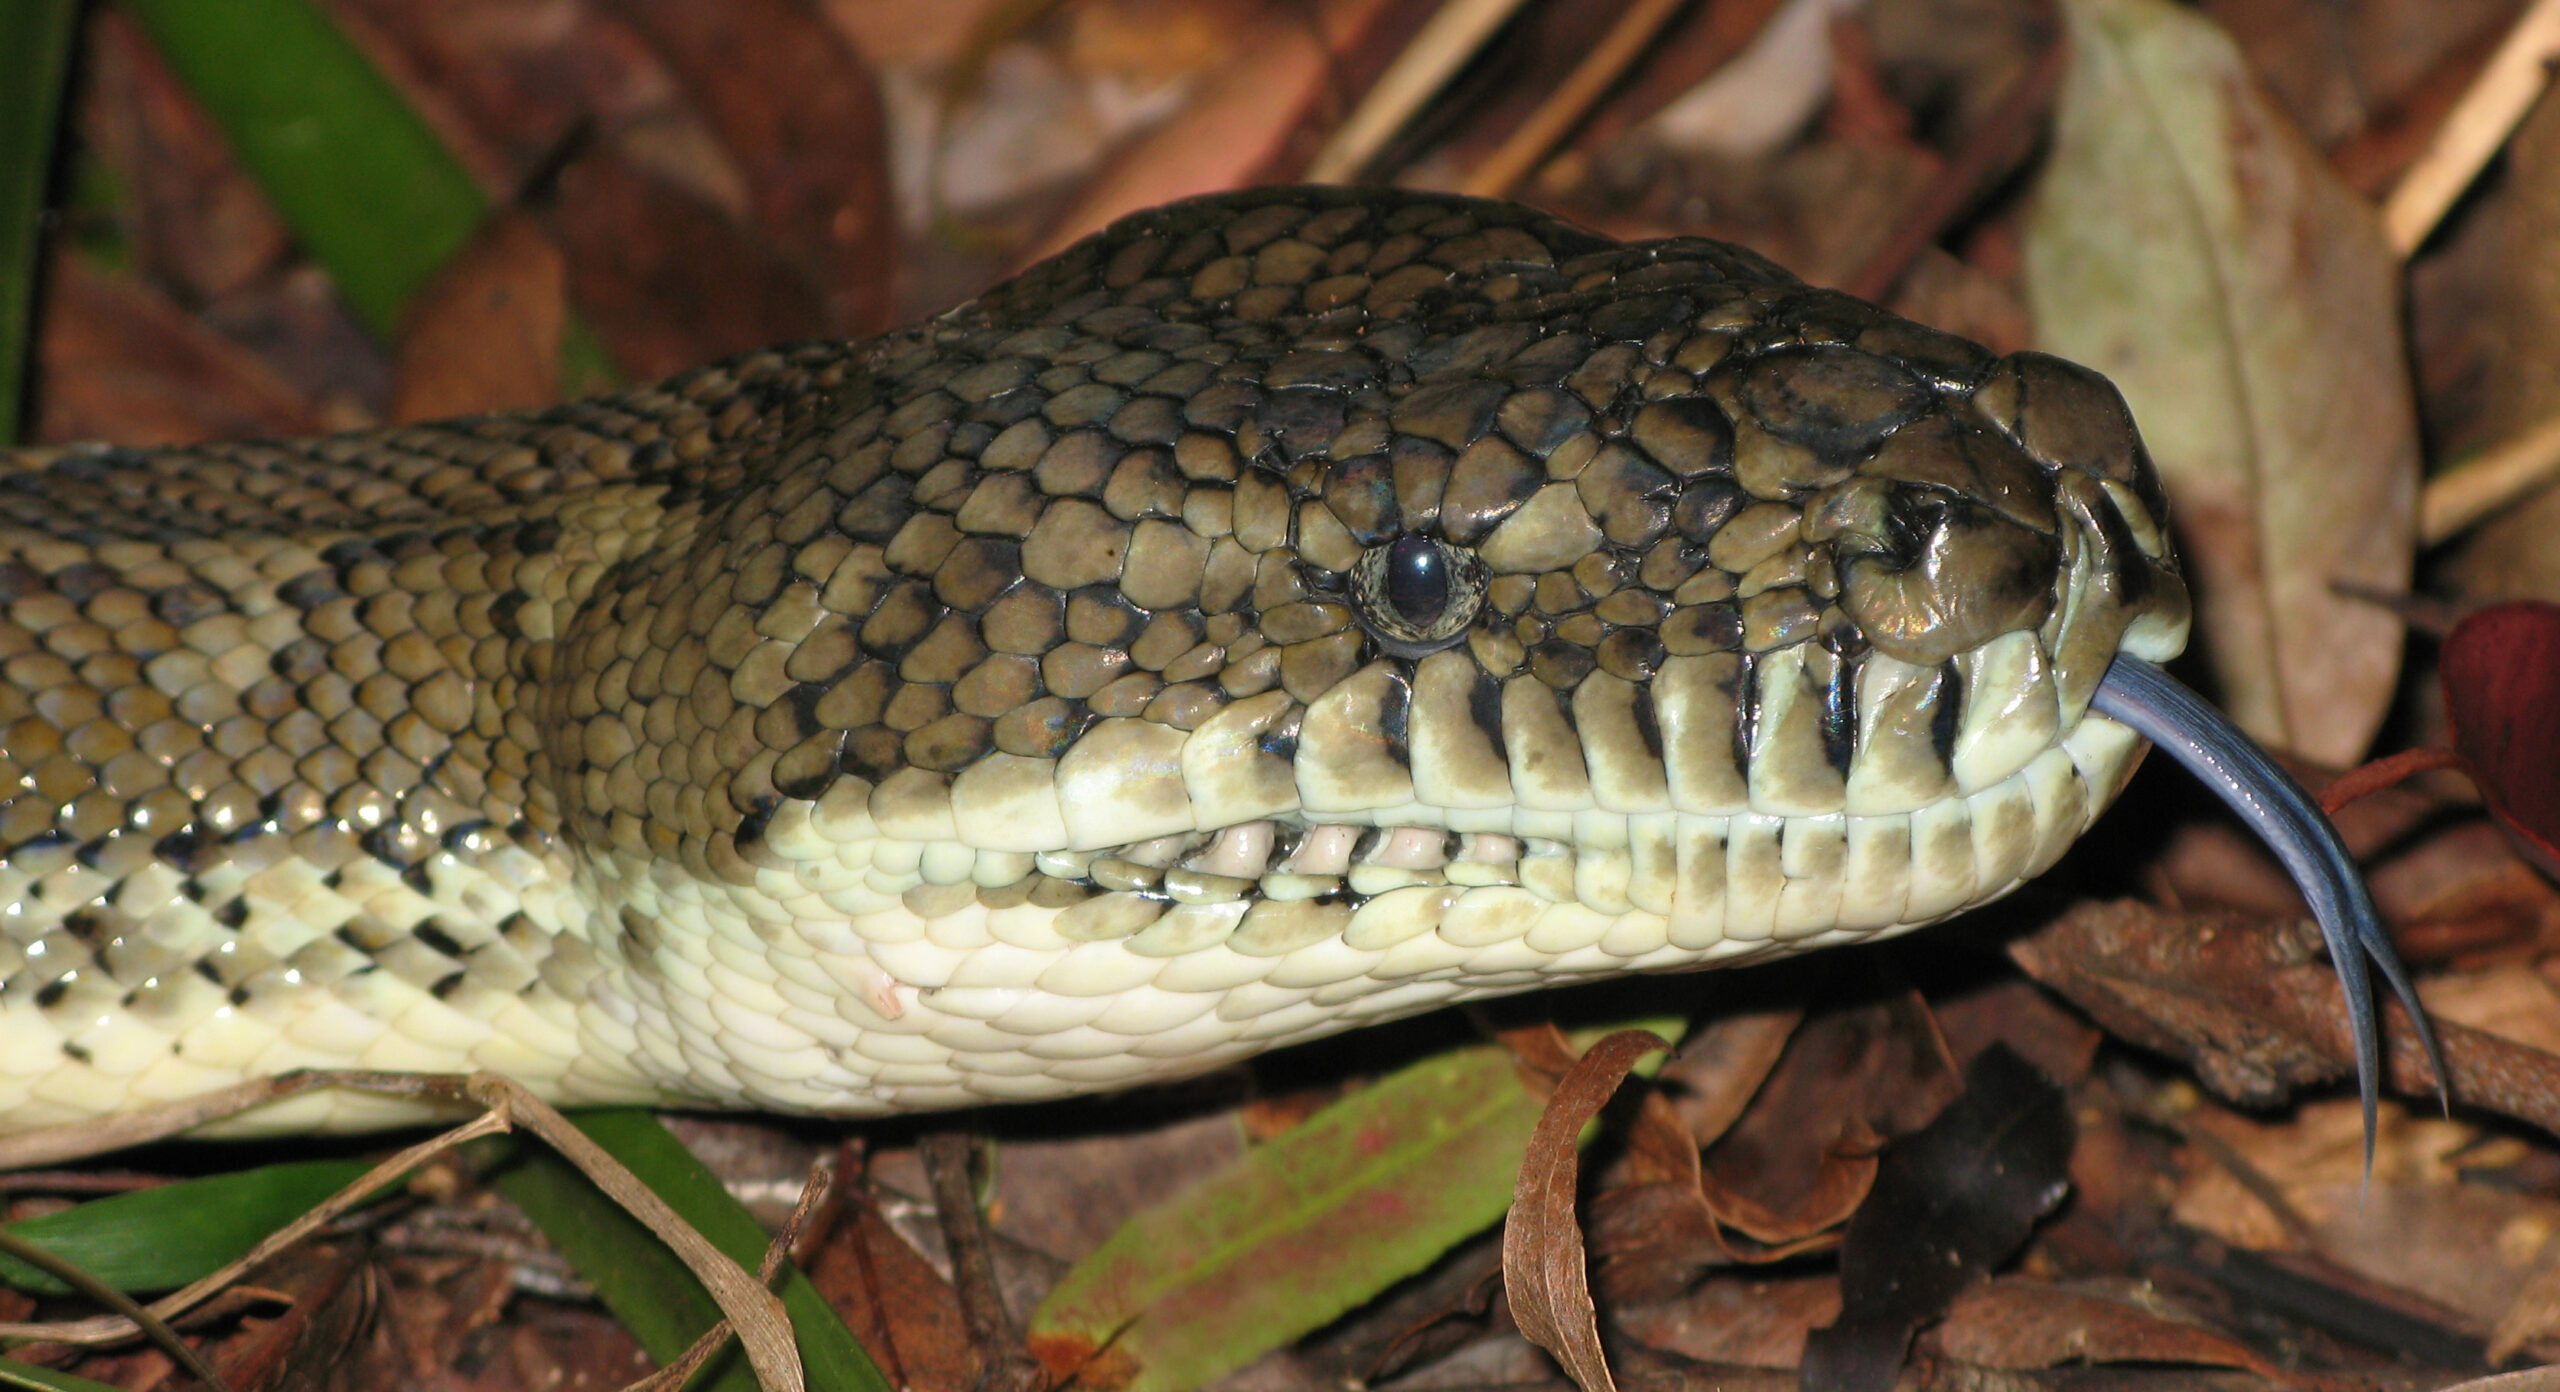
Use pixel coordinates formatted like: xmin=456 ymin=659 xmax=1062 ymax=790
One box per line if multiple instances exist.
xmin=546 ymin=149 xmax=827 ymax=381
xmin=79 ymin=6 xmax=291 ymax=303
xmin=390 ymin=211 xmax=566 ymax=424
xmin=605 ymin=0 xmax=897 ymax=337
xmin=1504 ymin=1028 xmax=1671 ymax=1392
xmin=803 ymin=1180 xmax=976 ymax=1392
xmin=2026 ymin=0 xmax=2419 ymax=765
xmin=1695 ymin=990 xmax=1959 ymax=1247
xmin=1931 ymin=1275 xmax=2335 ymax=1386
xmin=1023 ymin=0 xmax=1398 ymax=262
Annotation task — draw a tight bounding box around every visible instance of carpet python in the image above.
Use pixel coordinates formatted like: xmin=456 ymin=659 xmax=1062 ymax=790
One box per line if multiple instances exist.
xmin=0 ymin=187 xmax=2426 ymax=1135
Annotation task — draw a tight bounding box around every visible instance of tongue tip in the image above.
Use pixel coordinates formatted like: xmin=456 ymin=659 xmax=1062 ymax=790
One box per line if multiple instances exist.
xmin=2091 ymin=655 xmax=2451 ymax=1172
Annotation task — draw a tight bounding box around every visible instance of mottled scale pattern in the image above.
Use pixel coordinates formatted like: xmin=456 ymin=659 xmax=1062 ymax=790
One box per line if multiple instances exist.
xmin=0 ymin=188 xmax=2189 ymax=1131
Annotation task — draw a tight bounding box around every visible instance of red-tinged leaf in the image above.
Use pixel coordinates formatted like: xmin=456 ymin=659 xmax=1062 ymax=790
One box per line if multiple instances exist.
xmin=1027 ymin=1044 xmax=1554 ymax=1392
xmin=1504 ymin=1028 xmax=1672 ymax=1392
xmin=1797 ymin=1045 xmax=2074 ymax=1392
xmin=603 ymin=0 xmax=895 ymax=338
xmin=2442 ymin=600 xmax=2560 ymax=882
xmin=545 ymin=149 xmax=826 ymax=382
xmin=389 ymin=209 xmax=564 ymax=424
xmin=802 ymin=1177 xmax=976 ymax=1392
xmin=32 ymin=250 xmax=322 ymax=446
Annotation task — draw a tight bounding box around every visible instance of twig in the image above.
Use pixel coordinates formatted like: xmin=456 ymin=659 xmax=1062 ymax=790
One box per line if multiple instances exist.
xmin=1303 ymin=0 xmax=1536 ymax=183
xmin=922 ymin=1130 xmax=1042 ymax=1392
xmin=623 ymin=1153 xmax=834 ymax=1392
xmin=0 ymin=1072 xmax=806 ymax=1392
xmin=1839 ymin=7 xmax=2066 ymax=303
xmin=0 ymin=1107 xmax=511 ymax=1344
xmin=2381 ymin=0 xmax=2560 ymax=256
xmin=2418 ymin=408 xmax=2560 ymax=544
xmin=0 ymin=1075 xmax=353 ymax=1171
xmin=1460 ymin=0 xmax=1690 ymax=198
xmin=0 ymin=1229 xmax=232 ymax=1390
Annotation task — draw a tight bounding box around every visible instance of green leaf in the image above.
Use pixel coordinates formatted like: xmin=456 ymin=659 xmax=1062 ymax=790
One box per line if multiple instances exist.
xmin=0 ymin=1159 xmax=376 ymax=1296
xmin=119 ymin=0 xmax=486 ymax=337
xmin=0 ymin=0 xmax=80 ymax=442
xmin=1030 ymin=1016 xmax=1688 ymax=1392
xmin=0 ymin=1356 xmax=127 ymax=1392
xmin=2023 ymin=0 xmax=2418 ymax=766
xmin=1029 ymin=1045 xmax=1547 ymax=1392
xmin=494 ymin=1110 xmax=888 ymax=1392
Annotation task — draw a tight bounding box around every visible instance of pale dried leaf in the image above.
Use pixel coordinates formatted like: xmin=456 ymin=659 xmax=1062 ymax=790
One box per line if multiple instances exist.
xmin=2025 ymin=0 xmax=2418 ymax=765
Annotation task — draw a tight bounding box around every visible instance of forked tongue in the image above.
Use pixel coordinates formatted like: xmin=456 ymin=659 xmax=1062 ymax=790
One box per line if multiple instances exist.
xmin=2092 ymin=656 xmax=2451 ymax=1173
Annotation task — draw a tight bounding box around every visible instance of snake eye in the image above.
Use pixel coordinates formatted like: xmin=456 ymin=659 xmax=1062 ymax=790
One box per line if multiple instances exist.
xmin=1351 ymin=534 xmax=1487 ymax=658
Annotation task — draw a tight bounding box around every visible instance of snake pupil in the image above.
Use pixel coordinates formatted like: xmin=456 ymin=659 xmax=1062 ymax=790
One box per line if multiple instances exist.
xmin=1384 ymin=535 xmax=1448 ymax=626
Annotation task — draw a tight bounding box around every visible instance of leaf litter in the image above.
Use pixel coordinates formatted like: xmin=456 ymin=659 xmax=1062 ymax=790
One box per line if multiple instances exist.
xmin=12 ymin=0 xmax=2560 ymax=1388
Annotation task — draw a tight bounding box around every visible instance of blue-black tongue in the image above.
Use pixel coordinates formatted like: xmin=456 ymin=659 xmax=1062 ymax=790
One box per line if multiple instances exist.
xmin=2091 ymin=655 xmax=2451 ymax=1173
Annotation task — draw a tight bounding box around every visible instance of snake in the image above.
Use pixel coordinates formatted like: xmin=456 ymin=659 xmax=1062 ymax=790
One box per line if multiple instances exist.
xmin=0 ymin=186 xmax=2435 ymax=1137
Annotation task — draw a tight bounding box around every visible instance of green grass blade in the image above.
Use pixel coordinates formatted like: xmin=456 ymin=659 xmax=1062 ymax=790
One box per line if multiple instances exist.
xmin=119 ymin=0 xmax=486 ymax=337
xmin=0 ymin=1159 xmax=378 ymax=1296
xmin=0 ymin=0 xmax=81 ymax=442
xmin=494 ymin=1110 xmax=888 ymax=1392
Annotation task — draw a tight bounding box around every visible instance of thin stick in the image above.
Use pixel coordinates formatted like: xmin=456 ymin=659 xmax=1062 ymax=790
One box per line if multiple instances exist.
xmin=1460 ymin=0 xmax=1690 ymax=198
xmin=2381 ymin=0 xmax=2560 ymax=257
xmin=0 ymin=1229 xmax=233 ymax=1389
xmin=921 ymin=1130 xmax=1042 ymax=1392
xmin=468 ymin=1077 xmax=805 ymax=1392
xmin=0 ymin=1107 xmax=512 ymax=1343
xmin=1302 ymin=0 xmax=1536 ymax=183
xmin=0 ymin=1075 xmax=351 ymax=1172
xmin=2418 ymin=409 xmax=2560 ymax=544
xmin=620 ymin=1152 xmax=833 ymax=1392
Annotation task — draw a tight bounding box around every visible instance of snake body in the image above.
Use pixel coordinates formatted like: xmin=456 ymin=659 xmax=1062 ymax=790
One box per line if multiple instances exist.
xmin=0 ymin=188 xmax=2190 ymax=1132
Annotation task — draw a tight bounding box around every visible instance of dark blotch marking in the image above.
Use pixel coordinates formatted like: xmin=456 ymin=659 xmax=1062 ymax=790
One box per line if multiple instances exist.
xmin=1378 ymin=673 xmax=1413 ymax=769
xmin=215 ymin=897 xmax=249 ymax=929
xmin=157 ymin=829 xmax=215 ymax=870
xmin=1632 ymin=686 xmax=1665 ymax=764
xmin=1732 ymin=653 xmax=1761 ymax=772
xmin=1930 ymin=661 xmax=1964 ymax=770
xmin=34 ymin=978 xmax=69 ymax=1010
xmin=276 ymin=570 xmax=343 ymax=609
xmin=734 ymin=798 xmax=776 ymax=849
xmin=415 ymin=920 xmax=469 ymax=959
xmin=1819 ymin=656 xmax=1857 ymax=777
xmin=1467 ymin=668 xmax=1505 ymax=753
xmin=62 ymin=911 xmax=108 ymax=950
